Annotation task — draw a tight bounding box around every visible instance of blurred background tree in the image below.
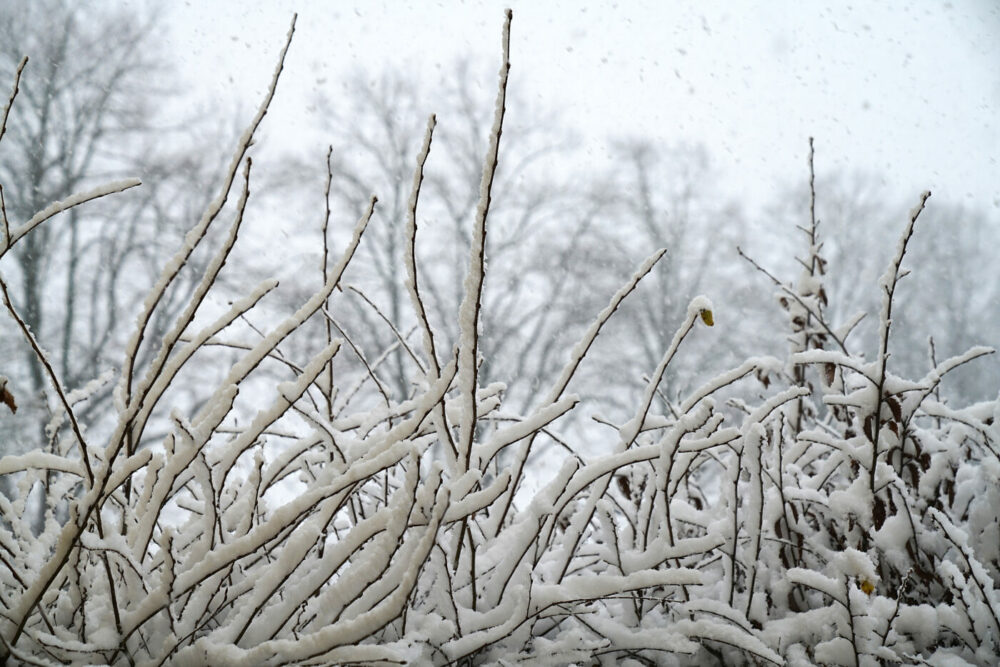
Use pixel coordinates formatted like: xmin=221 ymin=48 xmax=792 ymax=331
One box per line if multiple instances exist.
xmin=0 ymin=0 xmax=225 ymax=463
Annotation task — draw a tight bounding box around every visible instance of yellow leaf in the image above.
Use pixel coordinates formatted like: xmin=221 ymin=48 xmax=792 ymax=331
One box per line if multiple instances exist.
xmin=860 ymin=579 xmax=875 ymax=595
xmin=700 ymin=309 xmax=714 ymax=327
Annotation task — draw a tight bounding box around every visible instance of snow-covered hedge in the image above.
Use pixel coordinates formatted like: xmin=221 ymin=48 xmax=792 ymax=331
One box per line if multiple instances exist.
xmin=0 ymin=12 xmax=996 ymax=666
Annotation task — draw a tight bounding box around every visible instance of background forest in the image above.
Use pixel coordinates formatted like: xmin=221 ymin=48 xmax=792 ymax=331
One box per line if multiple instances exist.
xmin=0 ymin=2 xmax=997 ymax=665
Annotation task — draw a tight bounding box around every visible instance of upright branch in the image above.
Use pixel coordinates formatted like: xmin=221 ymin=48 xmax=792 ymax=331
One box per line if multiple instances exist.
xmin=0 ymin=184 xmax=8 ymax=246
xmin=869 ymin=190 xmax=931 ymax=492
xmin=404 ymin=115 xmax=439 ymax=378
xmin=790 ymin=138 xmax=827 ymax=432
xmin=807 ymin=137 xmax=818 ymax=273
xmin=322 ymin=145 xmax=336 ymax=419
xmin=404 ymin=114 xmax=458 ymax=460
xmin=456 ymin=9 xmax=511 ymax=471
xmin=0 ymin=56 xmax=27 ymax=149
xmin=0 ymin=56 xmax=26 ymax=246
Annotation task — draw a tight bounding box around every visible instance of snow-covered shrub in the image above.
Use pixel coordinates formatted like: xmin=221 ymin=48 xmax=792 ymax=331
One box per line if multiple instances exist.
xmin=0 ymin=12 xmax=996 ymax=666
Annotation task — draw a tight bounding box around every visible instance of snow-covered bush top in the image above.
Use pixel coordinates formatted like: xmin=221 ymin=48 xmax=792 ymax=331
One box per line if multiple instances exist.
xmin=0 ymin=12 xmax=996 ymax=666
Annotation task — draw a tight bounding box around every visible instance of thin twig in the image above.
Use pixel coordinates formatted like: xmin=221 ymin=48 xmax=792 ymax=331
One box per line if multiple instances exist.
xmin=0 ymin=184 xmax=9 ymax=248
xmin=322 ymin=145 xmax=336 ymax=419
xmin=0 ymin=56 xmax=27 ymax=148
xmin=345 ymin=285 xmax=426 ymax=375
xmin=322 ymin=309 xmax=392 ymax=410
xmin=0 ymin=276 xmax=94 ymax=486
xmin=870 ymin=191 xmax=931 ymax=494
xmin=736 ymin=246 xmax=850 ymax=355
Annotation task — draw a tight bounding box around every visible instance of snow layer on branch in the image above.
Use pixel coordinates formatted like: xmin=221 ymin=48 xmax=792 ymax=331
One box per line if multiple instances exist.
xmin=6 ymin=179 xmax=141 ymax=251
xmin=547 ymin=247 xmax=666 ymax=404
xmin=688 ymin=294 xmax=714 ymax=318
xmin=618 ymin=296 xmax=708 ymax=448
xmin=534 ymin=568 xmax=701 ymax=610
xmin=443 ymin=470 xmax=511 ymax=523
xmin=676 ymin=617 xmax=785 ymax=665
xmin=474 ymin=395 xmax=578 ymax=466
xmin=198 ymin=486 xmax=446 ymax=665
xmin=579 ymin=614 xmax=700 ymax=655
xmin=443 ymin=579 xmax=528 ymax=661
xmin=455 ymin=10 xmax=511 ymax=469
xmin=787 ymin=568 xmax=845 ymax=604
xmin=681 ymin=356 xmax=781 ymax=413
xmin=208 ymin=339 xmax=341 ymax=483
xmin=814 ymin=636 xmax=855 ymax=666
xmin=0 ymin=452 xmax=84 ymax=477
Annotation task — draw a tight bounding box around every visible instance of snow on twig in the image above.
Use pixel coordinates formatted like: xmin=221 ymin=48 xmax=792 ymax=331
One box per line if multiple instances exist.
xmin=2 ymin=179 xmax=142 ymax=257
xmin=0 ymin=56 xmax=26 ymax=149
xmin=456 ymin=9 xmax=512 ymax=472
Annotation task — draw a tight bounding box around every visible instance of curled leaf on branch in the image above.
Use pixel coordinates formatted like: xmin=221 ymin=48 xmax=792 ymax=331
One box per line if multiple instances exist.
xmin=0 ymin=377 xmax=14 ymax=413
xmin=822 ymin=362 xmax=836 ymax=386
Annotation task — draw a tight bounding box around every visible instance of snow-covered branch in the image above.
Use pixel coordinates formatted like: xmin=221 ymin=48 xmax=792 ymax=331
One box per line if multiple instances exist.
xmin=0 ymin=11 xmax=995 ymax=667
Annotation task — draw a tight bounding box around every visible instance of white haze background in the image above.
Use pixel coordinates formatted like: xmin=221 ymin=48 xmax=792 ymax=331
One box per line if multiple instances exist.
xmin=169 ymin=0 xmax=1000 ymax=214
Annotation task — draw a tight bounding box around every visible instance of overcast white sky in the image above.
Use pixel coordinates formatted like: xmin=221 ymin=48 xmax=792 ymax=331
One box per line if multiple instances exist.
xmin=163 ymin=0 xmax=999 ymax=213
